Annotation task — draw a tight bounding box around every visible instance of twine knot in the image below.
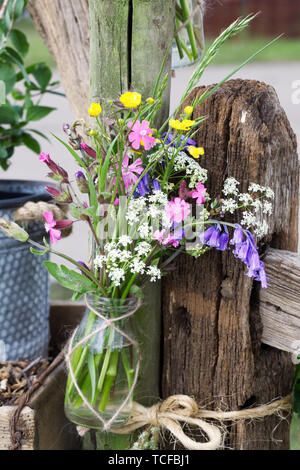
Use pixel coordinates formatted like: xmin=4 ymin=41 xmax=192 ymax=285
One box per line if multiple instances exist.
xmin=112 ymin=394 xmax=292 ymax=450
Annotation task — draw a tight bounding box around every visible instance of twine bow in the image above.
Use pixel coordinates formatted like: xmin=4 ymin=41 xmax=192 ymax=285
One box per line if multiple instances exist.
xmin=112 ymin=394 xmax=292 ymax=450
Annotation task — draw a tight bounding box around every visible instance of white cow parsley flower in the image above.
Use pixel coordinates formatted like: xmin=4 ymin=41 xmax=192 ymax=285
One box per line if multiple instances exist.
xmin=239 ymin=193 xmax=253 ymax=205
xmin=254 ymin=220 xmax=269 ymax=238
xmin=135 ymin=241 xmax=152 ymax=257
xmin=221 ymin=198 xmax=238 ymax=214
xmin=94 ymin=255 xmax=106 ymax=269
xmin=107 ymin=267 xmax=125 ymax=286
xmin=223 ymin=177 xmax=240 ymax=196
xmin=118 ymin=235 xmax=132 ymax=247
xmin=252 ymin=199 xmax=262 ymax=212
xmin=263 ymin=201 xmax=273 ymax=215
xmin=241 ymin=211 xmax=257 ymax=228
xmin=147 ymin=266 xmax=161 ymax=282
xmin=130 ymin=259 xmax=146 ymax=274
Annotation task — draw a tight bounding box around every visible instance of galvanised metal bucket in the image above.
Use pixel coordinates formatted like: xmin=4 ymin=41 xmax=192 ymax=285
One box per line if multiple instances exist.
xmin=0 ymin=180 xmax=51 ymax=360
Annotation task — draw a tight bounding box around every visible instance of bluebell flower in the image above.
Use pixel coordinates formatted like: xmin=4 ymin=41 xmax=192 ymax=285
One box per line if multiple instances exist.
xmin=200 ymin=224 xmax=268 ymax=288
xmin=133 ymin=172 xmax=161 ymax=198
xmin=231 ymin=227 xmax=269 ymax=288
xmin=171 ymin=222 xmax=185 ymax=244
xmin=162 ymin=132 xmax=196 ymax=152
xmin=217 ymin=232 xmax=229 ymax=251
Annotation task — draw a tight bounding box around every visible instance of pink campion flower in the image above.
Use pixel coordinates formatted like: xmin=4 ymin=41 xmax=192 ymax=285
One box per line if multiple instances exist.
xmin=127 ymin=120 xmax=156 ymax=150
xmin=43 ymin=211 xmax=73 ymax=244
xmin=121 ymin=154 xmax=144 ymax=190
xmin=80 ymin=143 xmax=96 ymax=159
xmin=190 ymin=182 xmax=206 ymax=205
xmin=45 ymin=186 xmax=61 ymax=198
xmin=39 ymin=152 xmax=69 ymax=181
xmin=153 ymin=229 xmax=179 ymax=248
xmin=165 ymin=198 xmax=191 ymax=224
xmin=39 ymin=152 xmax=50 ymax=163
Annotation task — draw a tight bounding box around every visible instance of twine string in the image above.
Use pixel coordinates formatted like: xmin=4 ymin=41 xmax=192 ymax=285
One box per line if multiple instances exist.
xmin=65 ymin=295 xmax=142 ymax=431
xmin=111 ymin=394 xmax=292 ymax=450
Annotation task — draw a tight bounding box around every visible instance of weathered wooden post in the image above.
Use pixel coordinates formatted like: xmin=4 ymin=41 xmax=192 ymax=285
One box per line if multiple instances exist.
xmin=162 ymin=79 xmax=299 ymax=450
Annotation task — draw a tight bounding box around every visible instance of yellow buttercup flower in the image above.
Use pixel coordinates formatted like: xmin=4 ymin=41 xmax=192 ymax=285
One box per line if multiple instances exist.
xmin=169 ymin=119 xmax=185 ymax=131
xmin=120 ymin=91 xmax=142 ymax=108
xmin=184 ymin=106 xmax=193 ymax=115
xmin=188 ymin=145 xmax=205 ymax=159
xmin=88 ymin=103 xmax=102 ymax=117
xmin=181 ymin=119 xmax=195 ymax=130
xmin=169 ymin=119 xmax=195 ymax=131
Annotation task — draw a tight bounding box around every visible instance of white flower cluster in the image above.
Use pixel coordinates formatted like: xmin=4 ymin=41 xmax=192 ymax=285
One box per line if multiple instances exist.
xmin=221 ymin=178 xmax=274 ymax=239
xmin=172 ymin=150 xmax=208 ymax=188
xmin=223 ymin=177 xmax=240 ymax=196
xmin=94 ymin=238 xmax=161 ymax=287
xmin=126 ymin=190 xmax=171 ymax=236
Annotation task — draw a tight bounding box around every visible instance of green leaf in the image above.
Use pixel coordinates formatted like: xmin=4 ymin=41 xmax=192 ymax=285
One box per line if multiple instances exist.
xmin=82 ymin=207 xmax=96 ymax=218
xmin=44 ymin=261 xmax=96 ymax=293
xmin=30 ymin=247 xmax=49 ymax=256
xmin=28 ymin=128 xmax=50 ymax=142
xmin=0 ymin=61 xmax=16 ymax=93
xmin=69 ymin=204 xmax=82 ymax=219
xmin=71 ymin=291 xmax=84 ymax=302
xmin=22 ymin=133 xmax=41 ymax=154
xmin=129 ymin=284 xmax=144 ymax=299
xmin=6 ymin=0 xmax=26 ymax=22
xmin=3 ymin=47 xmax=30 ymax=85
xmin=10 ymin=29 xmax=29 ymax=57
xmin=32 ymin=63 xmax=52 ymax=90
xmin=0 ymin=146 xmax=8 ymax=161
xmin=26 ymin=105 xmax=56 ymax=121
xmin=0 ymin=105 xmax=19 ymax=124
xmin=24 ymin=89 xmax=32 ymax=109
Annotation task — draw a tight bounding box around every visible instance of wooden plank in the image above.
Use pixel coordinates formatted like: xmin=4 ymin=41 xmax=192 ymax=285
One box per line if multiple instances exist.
xmin=260 ymin=248 xmax=300 ymax=355
xmin=0 ymin=406 xmax=35 ymax=450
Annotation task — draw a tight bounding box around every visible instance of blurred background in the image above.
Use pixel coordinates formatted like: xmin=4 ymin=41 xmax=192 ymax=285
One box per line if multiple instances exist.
xmin=0 ymin=0 xmax=299 ymax=448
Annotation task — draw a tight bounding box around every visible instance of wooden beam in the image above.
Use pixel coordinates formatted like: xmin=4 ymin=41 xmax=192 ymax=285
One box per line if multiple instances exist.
xmin=260 ymin=248 xmax=300 ymax=357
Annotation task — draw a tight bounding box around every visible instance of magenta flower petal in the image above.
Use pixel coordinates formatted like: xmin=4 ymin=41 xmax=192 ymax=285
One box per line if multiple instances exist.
xmin=49 ymin=228 xmax=62 ymax=244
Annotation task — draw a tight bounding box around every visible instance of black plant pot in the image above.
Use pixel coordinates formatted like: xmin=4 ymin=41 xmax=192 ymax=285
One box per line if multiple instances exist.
xmin=0 ymin=180 xmax=51 ymax=361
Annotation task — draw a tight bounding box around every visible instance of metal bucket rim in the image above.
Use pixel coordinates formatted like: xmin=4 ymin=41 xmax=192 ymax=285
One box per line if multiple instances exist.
xmin=0 ymin=179 xmax=52 ymax=209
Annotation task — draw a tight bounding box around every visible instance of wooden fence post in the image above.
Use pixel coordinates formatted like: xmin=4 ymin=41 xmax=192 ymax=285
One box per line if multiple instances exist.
xmin=162 ymin=79 xmax=299 ymax=450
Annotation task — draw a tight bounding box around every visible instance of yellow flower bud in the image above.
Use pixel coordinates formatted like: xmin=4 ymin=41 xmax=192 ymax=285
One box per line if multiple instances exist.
xmin=88 ymin=103 xmax=102 ymax=117
xmin=184 ymin=106 xmax=194 ymax=116
xmin=146 ymin=97 xmax=154 ymax=104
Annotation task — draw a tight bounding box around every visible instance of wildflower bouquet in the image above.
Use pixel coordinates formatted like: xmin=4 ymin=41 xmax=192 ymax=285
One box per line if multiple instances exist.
xmin=0 ymin=16 xmax=277 ymax=431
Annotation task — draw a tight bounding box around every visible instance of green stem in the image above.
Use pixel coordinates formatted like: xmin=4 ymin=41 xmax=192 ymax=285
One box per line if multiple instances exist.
xmin=175 ymin=19 xmax=184 ymax=60
xmin=121 ymin=348 xmax=134 ymax=391
xmin=98 ymin=349 xmax=119 ymax=412
xmin=180 ymin=0 xmax=198 ymax=61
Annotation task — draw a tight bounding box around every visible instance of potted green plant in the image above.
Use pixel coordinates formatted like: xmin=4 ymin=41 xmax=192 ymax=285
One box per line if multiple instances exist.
xmin=0 ymin=0 xmax=62 ymax=360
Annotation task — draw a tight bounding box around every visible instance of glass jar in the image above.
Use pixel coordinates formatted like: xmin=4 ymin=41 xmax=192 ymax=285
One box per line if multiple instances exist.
xmin=172 ymin=0 xmax=205 ymax=69
xmin=64 ymin=295 xmax=139 ymax=430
